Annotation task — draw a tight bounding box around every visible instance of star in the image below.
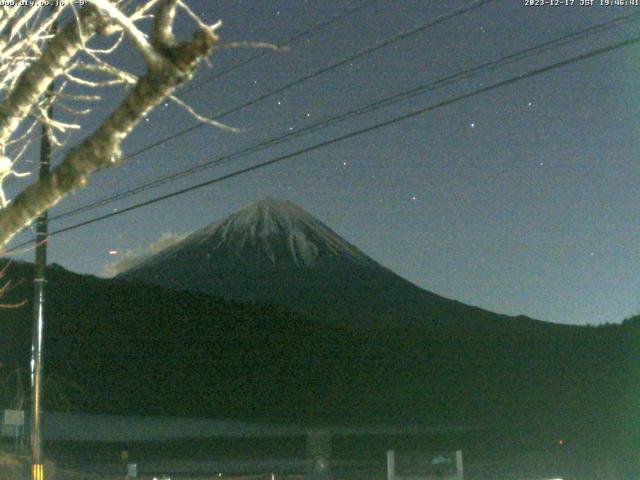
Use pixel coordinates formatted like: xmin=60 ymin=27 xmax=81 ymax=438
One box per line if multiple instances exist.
xmin=470 ymin=122 xmax=476 ymax=128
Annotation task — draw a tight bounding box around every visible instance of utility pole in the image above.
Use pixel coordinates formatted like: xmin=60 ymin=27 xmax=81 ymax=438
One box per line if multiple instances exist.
xmin=30 ymin=92 xmax=51 ymax=480
xmin=30 ymin=22 xmax=55 ymax=480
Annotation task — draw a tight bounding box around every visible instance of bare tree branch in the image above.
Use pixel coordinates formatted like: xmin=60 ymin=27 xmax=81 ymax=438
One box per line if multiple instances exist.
xmin=91 ymin=0 xmax=163 ymax=67
xmin=0 ymin=5 xmax=103 ymax=152
xmin=0 ymin=0 xmax=219 ymax=246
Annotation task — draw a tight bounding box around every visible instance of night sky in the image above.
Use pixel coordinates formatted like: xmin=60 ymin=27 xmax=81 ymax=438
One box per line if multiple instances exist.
xmin=6 ymin=0 xmax=640 ymax=326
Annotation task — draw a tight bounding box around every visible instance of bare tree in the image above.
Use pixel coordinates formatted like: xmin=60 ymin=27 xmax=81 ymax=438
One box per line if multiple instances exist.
xmin=0 ymin=0 xmax=230 ymax=248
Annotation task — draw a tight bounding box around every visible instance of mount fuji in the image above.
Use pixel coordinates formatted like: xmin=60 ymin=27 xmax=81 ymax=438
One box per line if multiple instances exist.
xmin=119 ymin=197 xmax=534 ymax=329
xmin=0 ymin=199 xmax=632 ymax=429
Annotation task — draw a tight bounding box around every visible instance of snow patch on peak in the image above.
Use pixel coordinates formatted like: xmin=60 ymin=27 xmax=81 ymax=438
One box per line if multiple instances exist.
xmin=186 ymin=197 xmax=376 ymax=268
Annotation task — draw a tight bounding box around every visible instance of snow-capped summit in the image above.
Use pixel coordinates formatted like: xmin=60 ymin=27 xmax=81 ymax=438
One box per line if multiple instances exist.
xmin=179 ymin=197 xmax=375 ymax=268
xmin=119 ymin=198 xmax=512 ymax=328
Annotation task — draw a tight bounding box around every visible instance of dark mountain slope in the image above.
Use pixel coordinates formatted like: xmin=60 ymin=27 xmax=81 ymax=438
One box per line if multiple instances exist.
xmin=0 ymin=260 xmax=636 ymax=441
xmin=118 ymin=198 xmax=552 ymax=332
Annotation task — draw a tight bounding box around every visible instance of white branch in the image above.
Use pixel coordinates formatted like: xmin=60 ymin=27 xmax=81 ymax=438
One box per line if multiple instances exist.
xmin=63 ymin=69 xmax=124 ymax=88
xmin=177 ymin=0 xmax=221 ymax=36
xmin=168 ymin=95 xmax=240 ymax=132
xmin=90 ymin=0 xmax=163 ymax=67
xmin=0 ymin=0 xmax=221 ymax=245
xmin=6 ymin=118 xmax=37 ymax=147
xmin=0 ymin=4 xmax=103 ymax=150
xmin=9 ymin=135 xmax=30 ymax=163
xmin=216 ymin=41 xmax=283 ymax=51
xmin=83 ymin=30 xmax=124 ymax=54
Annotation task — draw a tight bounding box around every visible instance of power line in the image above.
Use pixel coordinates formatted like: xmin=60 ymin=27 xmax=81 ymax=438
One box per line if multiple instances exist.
xmin=50 ymin=0 xmax=383 ymax=168
xmin=180 ymin=0 xmax=383 ymax=96
xmin=53 ymin=0 xmax=495 ymax=169
xmin=7 ymin=33 xmax=639 ymax=253
xmin=50 ymin=11 xmax=640 ymax=222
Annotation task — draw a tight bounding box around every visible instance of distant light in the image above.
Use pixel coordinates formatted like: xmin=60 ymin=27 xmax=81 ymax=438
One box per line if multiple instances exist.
xmin=558 ymin=439 xmax=565 ymax=445
xmin=108 ymin=249 xmax=119 ymax=255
